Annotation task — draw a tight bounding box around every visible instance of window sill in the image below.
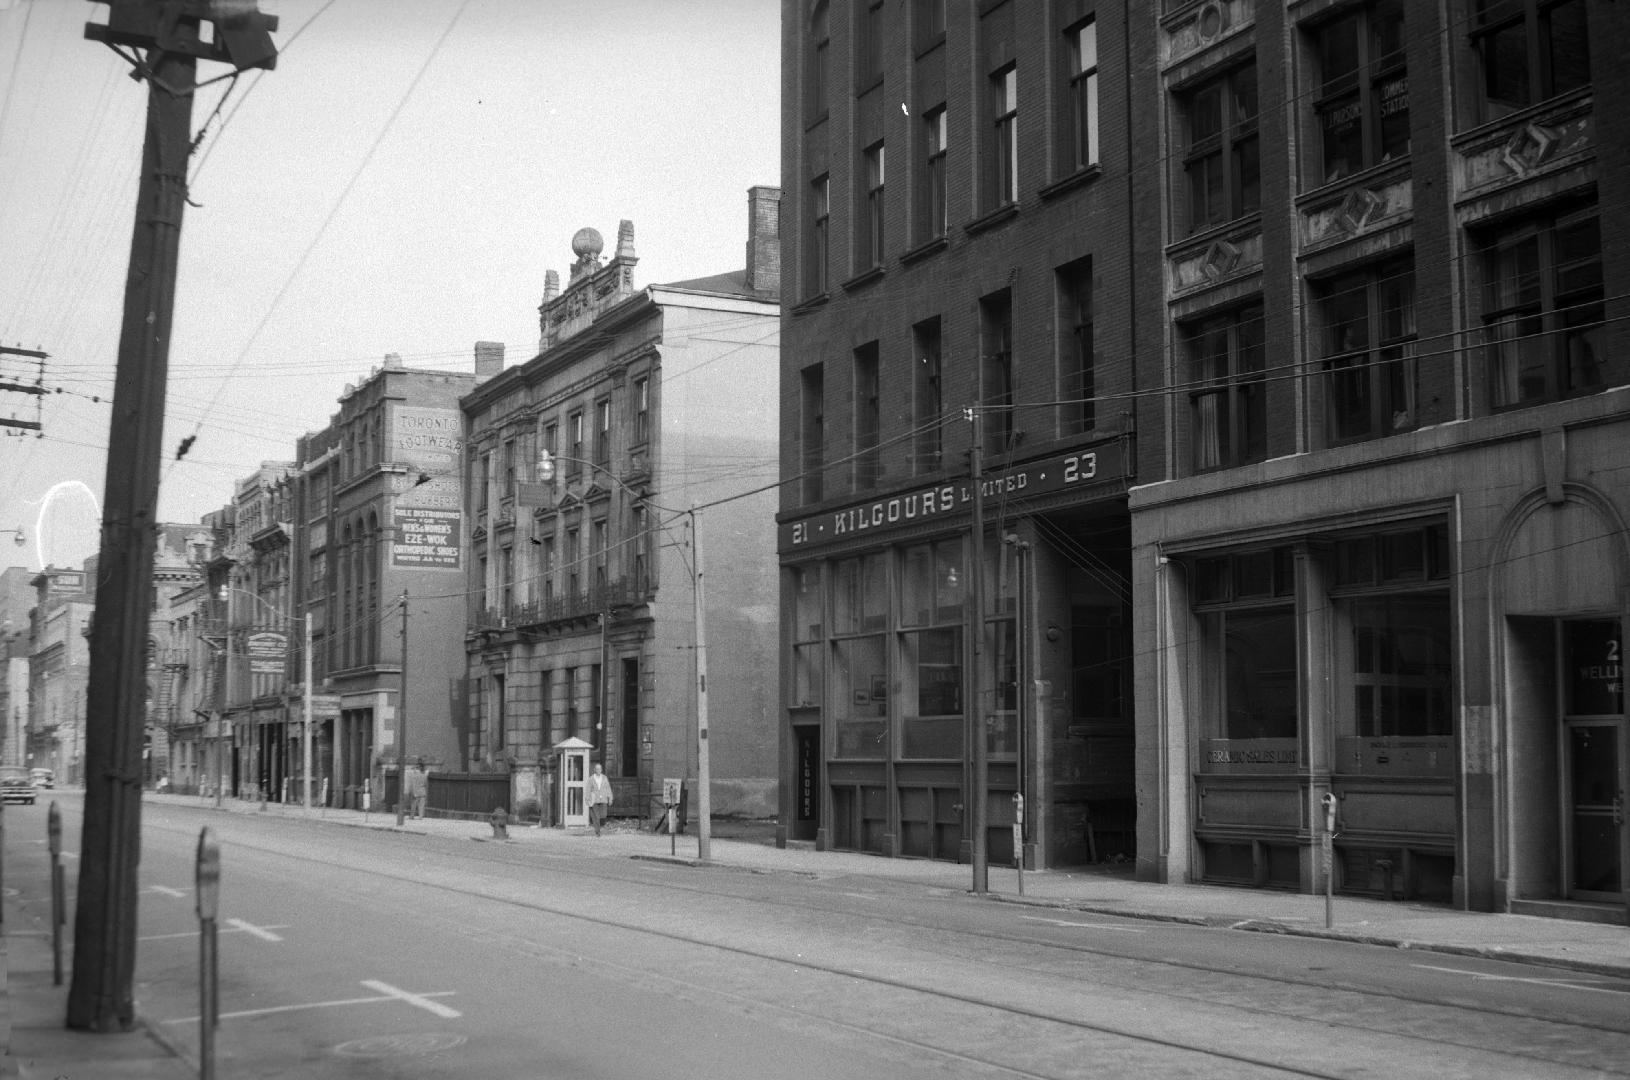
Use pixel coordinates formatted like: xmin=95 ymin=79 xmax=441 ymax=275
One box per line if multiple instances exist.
xmin=901 ymin=235 xmax=948 ymax=265
xmin=964 ymin=202 xmax=1019 ymax=237
xmin=855 ymin=74 xmax=884 ymax=97
xmin=790 ymin=293 xmax=830 ymax=317
xmin=914 ymin=34 xmax=945 ymax=60
xmin=1040 ymin=165 xmax=1103 ymax=201
xmin=841 ymin=266 xmax=885 ymax=293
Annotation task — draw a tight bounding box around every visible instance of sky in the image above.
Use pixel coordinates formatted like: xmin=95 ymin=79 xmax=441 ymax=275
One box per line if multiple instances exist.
xmin=0 ymin=0 xmax=781 ymax=572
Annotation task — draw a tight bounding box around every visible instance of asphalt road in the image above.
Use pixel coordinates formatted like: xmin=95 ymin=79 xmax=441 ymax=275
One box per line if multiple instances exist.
xmin=18 ymin=795 xmax=1630 ymax=1079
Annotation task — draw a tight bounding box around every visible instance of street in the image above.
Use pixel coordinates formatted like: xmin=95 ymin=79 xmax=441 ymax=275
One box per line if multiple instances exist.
xmin=6 ymin=794 xmax=1630 ymax=1079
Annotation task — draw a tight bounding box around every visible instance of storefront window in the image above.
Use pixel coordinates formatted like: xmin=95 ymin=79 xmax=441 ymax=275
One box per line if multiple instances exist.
xmin=900 ymin=627 xmax=962 ymax=758
xmin=1335 ymin=593 xmax=1454 ymax=775
xmin=791 ymin=644 xmax=822 ymax=709
xmin=1350 ymin=597 xmax=1451 ymax=737
xmin=833 ymin=635 xmax=887 ymax=758
xmin=901 ymin=539 xmax=963 ymax=626
xmin=833 ymin=553 xmax=888 ymax=634
xmin=1221 ymin=609 xmax=1299 ymax=739
xmin=793 ymin=564 xmax=823 ymax=641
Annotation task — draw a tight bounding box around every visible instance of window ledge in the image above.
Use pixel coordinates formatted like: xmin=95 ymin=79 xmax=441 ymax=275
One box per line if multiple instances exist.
xmin=964 ymin=202 xmax=1019 ymax=237
xmin=1040 ymin=165 xmax=1103 ymax=200
xmin=840 ymin=266 xmax=885 ymax=293
xmin=855 ymin=74 xmax=884 ymax=96
xmin=901 ymin=235 xmax=949 ymax=265
xmin=790 ymin=293 xmax=830 ymax=317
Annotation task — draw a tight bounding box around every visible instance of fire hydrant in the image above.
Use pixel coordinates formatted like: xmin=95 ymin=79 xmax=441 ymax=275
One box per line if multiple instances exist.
xmin=489 ymin=806 xmax=509 ymax=840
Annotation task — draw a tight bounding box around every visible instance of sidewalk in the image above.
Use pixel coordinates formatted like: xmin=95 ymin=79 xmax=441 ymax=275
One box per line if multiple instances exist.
xmin=6 ymin=793 xmax=1627 ymax=1078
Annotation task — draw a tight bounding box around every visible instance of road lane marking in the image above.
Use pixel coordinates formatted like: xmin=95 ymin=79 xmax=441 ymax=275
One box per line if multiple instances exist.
xmin=1020 ymin=915 xmax=1146 ymax=932
xmin=227 ymin=917 xmax=283 ymax=941
xmin=163 ymin=984 xmax=460 ymax=1025
xmin=139 ymin=923 xmax=292 ymax=943
xmin=1411 ymin=963 xmax=1629 ymax=995
xmin=362 ymin=979 xmax=464 ymax=1018
xmin=146 ymin=885 xmax=185 ymax=898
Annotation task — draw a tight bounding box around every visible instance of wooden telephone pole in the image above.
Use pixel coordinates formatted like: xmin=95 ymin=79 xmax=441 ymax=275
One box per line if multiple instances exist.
xmin=70 ymin=1 xmax=276 ymax=1033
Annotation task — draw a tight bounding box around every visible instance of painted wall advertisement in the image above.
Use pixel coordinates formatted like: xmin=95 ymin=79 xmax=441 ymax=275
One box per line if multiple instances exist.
xmin=392 ymin=507 xmax=461 ymax=569
xmin=394 ymin=406 xmax=462 ymax=512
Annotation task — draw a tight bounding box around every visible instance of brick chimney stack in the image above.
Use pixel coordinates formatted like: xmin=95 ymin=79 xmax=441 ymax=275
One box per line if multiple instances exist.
xmin=474 ymin=341 xmax=505 ymax=380
xmin=744 ymin=185 xmax=780 ymax=298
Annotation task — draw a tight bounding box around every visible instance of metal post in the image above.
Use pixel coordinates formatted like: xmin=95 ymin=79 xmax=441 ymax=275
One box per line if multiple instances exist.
xmin=1321 ymin=792 xmax=1338 ymax=929
xmin=302 ymin=612 xmax=313 ymax=811
xmin=217 ymin=614 xmax=229 ymax=810
xmin=691 ymin=508 xmax=711 ymax=862
xmin=598 ymin=611 xmax=608 ymax=772
xmin=49 ymin=802 xmax=63 ymax=985
xmin=968 ymin=409 xmax=989 ymax=894
xmin=196 ymin=827 xmax=220 ymax=1080
xmin=395 ymin=591 xmax=408 ymax=827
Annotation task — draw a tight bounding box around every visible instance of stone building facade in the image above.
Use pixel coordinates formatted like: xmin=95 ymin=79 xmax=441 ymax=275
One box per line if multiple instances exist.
xmin=462 ymin=188 xmax=782 ymax=822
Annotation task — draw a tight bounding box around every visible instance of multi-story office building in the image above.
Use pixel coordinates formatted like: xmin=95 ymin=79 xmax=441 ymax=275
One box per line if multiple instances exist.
xmin=780 ymin=0 xmax=1630 ymax=919
xmin=462 ymin=192 xmax=781 ymax=822
xmin=1 ymin=564 xmax=37 ymax=767
xmin=26 ymin=565 xmax=92 ymax=782
xmin=778 ymin=1 xmax=1152 ymax=865
xmin=1131 ymin=0 xmax=1630 ymax=917
xmin=206 ymin=464 xmax=296 ymax=800
xmin=291 ymin=356 xmax=479 ymax=809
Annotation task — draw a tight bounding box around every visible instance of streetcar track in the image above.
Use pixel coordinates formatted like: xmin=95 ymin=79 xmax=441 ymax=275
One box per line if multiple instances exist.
xmin=137 ymin=809 xmax=1630 ymax=1078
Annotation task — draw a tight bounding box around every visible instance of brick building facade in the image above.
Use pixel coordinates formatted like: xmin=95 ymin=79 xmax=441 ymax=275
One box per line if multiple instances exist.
xmin=780 ymin=0 xmax=1630 ymax=918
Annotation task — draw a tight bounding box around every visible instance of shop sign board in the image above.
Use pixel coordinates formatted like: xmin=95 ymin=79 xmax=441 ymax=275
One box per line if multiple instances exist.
xmin=779 ymin=437 xmax=1128 ymax=553
xmin=246 ymin=631 xmax=287 ymax=675
xmin=391 ymin=508 xmax=461 ymax=569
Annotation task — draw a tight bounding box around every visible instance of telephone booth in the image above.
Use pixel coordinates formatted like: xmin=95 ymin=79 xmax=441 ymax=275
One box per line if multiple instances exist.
xmin=554 ymin=737 xmax=594 ymax=828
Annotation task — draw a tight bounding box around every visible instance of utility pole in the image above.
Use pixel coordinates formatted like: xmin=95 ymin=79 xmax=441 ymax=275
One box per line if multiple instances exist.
xmin=71 ymin=2 xmax=277 ymax=1033
xmin=691 ymin=509 xmax=711 ymax=862
xmin=395 ymin=590 xmax=408 ymax=827
xmin=302 ymin=612 xmax=313 ymax=810
xmin=968 ymin=408 xmax=989 ymax=894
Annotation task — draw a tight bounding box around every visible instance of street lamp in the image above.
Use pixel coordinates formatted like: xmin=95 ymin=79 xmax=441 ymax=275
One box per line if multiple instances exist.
xmin=217 ymin=585 xmax=315 ymax=811
xmin=533 ymin=450 xmax=712 ymax=861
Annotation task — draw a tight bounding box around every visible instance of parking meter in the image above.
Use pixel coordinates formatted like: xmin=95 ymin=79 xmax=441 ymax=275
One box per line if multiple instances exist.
xmin=196 ymin=828 xmax=220 ymax=921
xmin=48 ymin=801 xmax=61 ymax=855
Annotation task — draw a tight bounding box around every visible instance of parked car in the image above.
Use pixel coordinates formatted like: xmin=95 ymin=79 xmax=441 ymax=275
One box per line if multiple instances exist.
xmin=30 ymin=767 xmax=53 ymax=789
xmin=2 ymin=766 xmax=36 ymax=805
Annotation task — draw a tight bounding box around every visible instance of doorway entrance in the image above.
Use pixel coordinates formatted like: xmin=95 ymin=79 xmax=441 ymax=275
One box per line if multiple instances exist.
xmin=1561 ymin=620 xmax=1626 ymax=902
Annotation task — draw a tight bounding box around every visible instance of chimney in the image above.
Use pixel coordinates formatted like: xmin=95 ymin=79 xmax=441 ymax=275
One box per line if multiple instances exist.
xmin=474 ymin=341 xmax=505 ymax=379
xmin=744 ymin=185 xmax=780 ymax=298
xmin=382 ymin=352 xmax=403 ymax=371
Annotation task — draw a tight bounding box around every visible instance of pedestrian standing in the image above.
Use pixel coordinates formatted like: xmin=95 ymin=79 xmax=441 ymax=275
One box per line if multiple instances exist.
xmin=587 ymin=763 xmax=612 ymax=836
xmin=405 ymin=758 xmax=428 ymax=819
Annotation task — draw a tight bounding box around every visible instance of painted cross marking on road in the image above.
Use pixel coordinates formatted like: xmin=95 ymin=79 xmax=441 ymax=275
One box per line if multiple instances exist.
xmin=164 ymin=983 xmax=460 ymax=1025
xmin=362 ymin=979 xmax=464 ymax=1018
